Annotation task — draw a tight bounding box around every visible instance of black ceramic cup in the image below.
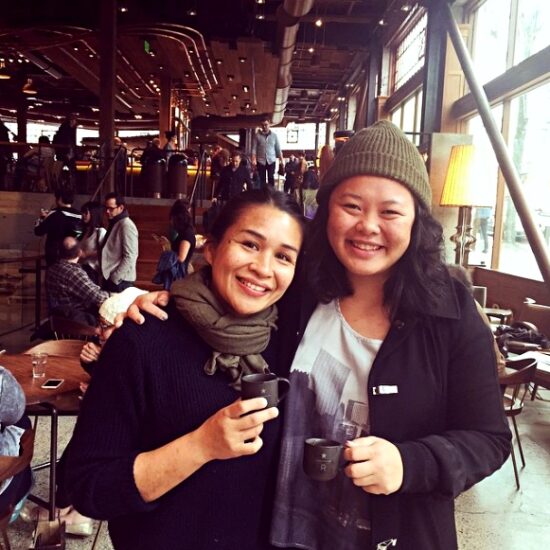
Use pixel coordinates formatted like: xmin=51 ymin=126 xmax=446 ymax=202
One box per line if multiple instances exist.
xmin=303 ymin=438 xmax=343 ymax=481
xmin=241 ymin=373 xmax=290 ymax=408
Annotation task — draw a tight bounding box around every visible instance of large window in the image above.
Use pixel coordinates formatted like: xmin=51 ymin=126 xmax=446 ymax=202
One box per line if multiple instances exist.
xmin=390 ymin=89 xmax=423 ymax=146
xmin=500 ymin=82 xmax=550 ymax=280
xmin=471 ymin=0 xmax=511 ymax=84
xmin=464 ymin=0 xmax=550 ymax=280
xmin=393 ymin=13 xmax=427 ymax=91
xmin=514 ymin=0 xmax=550 ymax=65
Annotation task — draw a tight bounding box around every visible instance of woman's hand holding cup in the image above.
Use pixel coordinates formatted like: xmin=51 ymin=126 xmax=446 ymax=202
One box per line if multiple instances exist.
xmin=343 ymin=436 xmax=404 ymax=495
xmin=192 ymin=398 xmax=279 ymax=463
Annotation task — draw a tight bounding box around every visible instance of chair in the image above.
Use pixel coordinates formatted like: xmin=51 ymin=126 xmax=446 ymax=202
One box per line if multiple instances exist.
xmin=500 ymin=361 xmax=537 ymax=490
xmin=516 ymin=299 xmax=550 ymax=398
xmin=49 ymin=316 xmax=99 ymax=342
xmin=24 ymin=339 xmax=85 ymax=358
xmin=0 ymin=429 xmax=35 ymax=550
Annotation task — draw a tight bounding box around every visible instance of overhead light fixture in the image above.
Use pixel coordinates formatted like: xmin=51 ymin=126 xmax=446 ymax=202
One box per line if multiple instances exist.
xmin=239 ymin=57 xmax=246 ymax=63
xmin=308 ymin=47 xmax=315 ymax=54
xmin=337 ymin=96 xmax=346 ymax=102
xmin=232 ymin=94 xmax=238 ymax=100
xmin=378 ymin=19 xmax=387 ymax=26
xmin=256 ymin=14 xmax=265 ymax=20
xmin=187 ymin=9 xmax=197 ymax=16
xmin=184 ymin=71 xmax=191 ymax=78
xmin=315 ymin=18 xmax=323 ymax=27
xmin=0 ymin=60 xmax=11 ymax=80
xmin=227 ymin=74 xmax=234 ymax=81
xmin=401 ymin=3 xmax=413 ymax=12
xmin=73 ymin=46 xmax=79 ymax=51
xmin=216 ymin=59 xmax=223 ymax=65
xmin=242 ymin=85 xmax=249 ymax=93
xmin=252 ymin=108 xmax=257 ymax=113
xmin=188 ymin=48 xmax=195 ymax=55
xmin=119 ymin=6 xmax=128 ymax=13
xmin=256 ymin=0 xmax=265 ymax=4
xmin=22 ymin=78 xmax=37 ymax=95
xmin=244 ymin=102 xmax=251 ymax=109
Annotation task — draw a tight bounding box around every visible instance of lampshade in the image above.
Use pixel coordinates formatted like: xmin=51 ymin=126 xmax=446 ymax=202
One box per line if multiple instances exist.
xmin=0 ymin=60 xmax=10 ymax=80
xmin=22 ymin=77 xmax=37 ymax=95
xmin=440 ymin=144 xmax=492 ymax=207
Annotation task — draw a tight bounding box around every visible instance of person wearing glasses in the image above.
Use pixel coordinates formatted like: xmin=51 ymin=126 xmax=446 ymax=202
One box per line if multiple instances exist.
xmin=100 ymin=192 xmax=138 ymax=292
xmin=251 ymin=119 xmax=284 ymax=189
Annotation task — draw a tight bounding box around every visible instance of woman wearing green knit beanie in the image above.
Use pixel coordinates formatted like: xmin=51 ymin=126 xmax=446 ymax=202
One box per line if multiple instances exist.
xmin=119 ymin=121 xmax=511 ymax=550
xmin=269 ymin=120 xmax=510 ymax=550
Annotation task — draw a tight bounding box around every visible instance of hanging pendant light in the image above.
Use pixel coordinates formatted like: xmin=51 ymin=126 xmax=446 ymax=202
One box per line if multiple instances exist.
xmin=0 ymin=59 xmax=10 ymax=80
xmin=22 ymin=77 xmax=37 ymax=94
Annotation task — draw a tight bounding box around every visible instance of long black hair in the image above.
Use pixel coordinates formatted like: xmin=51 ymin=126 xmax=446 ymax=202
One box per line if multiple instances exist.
xmin=169 ymin=199 xmax=194 ymax=237
xmin=306 ymin=189 xmax=447 ymax=319
xmin=81 ymin=201 xmax=103 ymax=238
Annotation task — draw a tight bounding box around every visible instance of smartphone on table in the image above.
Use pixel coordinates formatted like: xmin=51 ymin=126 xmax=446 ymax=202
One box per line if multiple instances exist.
xmin=41 ymin=378 xmax=64 ymax=389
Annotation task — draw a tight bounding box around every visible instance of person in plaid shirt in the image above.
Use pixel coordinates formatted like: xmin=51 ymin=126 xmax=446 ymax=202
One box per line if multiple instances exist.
xmin=46 ymin=236 xmax=109 ymax=326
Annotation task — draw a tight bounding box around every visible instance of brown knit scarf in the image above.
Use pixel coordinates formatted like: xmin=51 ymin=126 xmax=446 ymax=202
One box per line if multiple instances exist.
xmin=171 ymin=267 xmax=278 ymax=389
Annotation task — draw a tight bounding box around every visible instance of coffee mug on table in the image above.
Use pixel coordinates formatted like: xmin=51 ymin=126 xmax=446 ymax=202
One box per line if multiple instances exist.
xmin=241 ymin=373 xmax=290 ymax=408
xmin=303 ymin=438 xmax=343 ymax=481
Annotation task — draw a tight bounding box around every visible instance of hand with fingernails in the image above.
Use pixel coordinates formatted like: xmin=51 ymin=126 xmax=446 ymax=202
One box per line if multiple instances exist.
xmin=344 ymin=436 xmax=404 ymax=495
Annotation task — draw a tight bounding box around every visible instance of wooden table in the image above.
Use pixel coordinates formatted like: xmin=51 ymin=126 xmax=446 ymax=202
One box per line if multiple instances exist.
xmin=1 ymin=353 xmax=89 ymax=519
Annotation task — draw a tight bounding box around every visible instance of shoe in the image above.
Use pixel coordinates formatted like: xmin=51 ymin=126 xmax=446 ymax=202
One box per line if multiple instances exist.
xmin=61 ymin=508 xmax=94 ymax=537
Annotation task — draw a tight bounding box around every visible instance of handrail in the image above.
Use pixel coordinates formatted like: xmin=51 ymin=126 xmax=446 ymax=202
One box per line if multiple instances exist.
xmin=0 ymin=254 xmax=46 ymax=336
xmin=189 ymin=151 xmax=209 ymax=204
xmin=89 ymin=144 xmax=126 ymax=202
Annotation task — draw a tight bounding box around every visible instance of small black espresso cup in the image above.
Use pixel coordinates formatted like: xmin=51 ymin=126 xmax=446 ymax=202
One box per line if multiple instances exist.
xmin=241 ymin=373 xmax=290 ymax=408
xmin=303 ymin=438 xmax=343 ymax=481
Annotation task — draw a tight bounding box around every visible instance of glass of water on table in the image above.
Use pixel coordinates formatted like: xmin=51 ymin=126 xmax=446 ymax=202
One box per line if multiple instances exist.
xmin=31 ymin=352 xmax=48 ymax=378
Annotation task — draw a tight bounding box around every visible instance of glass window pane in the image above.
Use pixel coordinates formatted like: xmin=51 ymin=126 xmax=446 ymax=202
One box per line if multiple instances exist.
xmin=467 ymin=106 xmax=503 ymax=266
xmin=394 ymin=13 xmax=427 ymax=91
xmin=402 ymin=95 xmax=416 ymax=134
xmin=514 ymin=0 xmax=550 ymax=65
xmin=500 ymin=81 xmax=550 ymax=280
xmin=472 ymin=0 xmax=511 ymax=83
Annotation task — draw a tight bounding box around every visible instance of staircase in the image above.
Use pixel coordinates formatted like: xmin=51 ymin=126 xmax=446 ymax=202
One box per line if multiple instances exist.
xmin=127 ymin=201 xmax=172 ymax=290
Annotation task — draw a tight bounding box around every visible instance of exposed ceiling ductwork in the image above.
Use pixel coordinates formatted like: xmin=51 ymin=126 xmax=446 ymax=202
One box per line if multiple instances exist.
xmin=272 ymin=0 xmax=315 ymax=125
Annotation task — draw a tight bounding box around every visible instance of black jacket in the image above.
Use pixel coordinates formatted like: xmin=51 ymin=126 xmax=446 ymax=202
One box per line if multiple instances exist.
xmin=276 ymin=273 xmax=511 ymax=550
xmin=34 ymin=207 xmax=83 ymax=266
xmin=218 ymin=164 xmax=251 ymax=200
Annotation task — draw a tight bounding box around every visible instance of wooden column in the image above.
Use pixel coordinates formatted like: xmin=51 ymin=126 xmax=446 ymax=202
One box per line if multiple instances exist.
xmin=159 ymin=75 xmax=172 ymax=146
xmin=99 ymin=0 xmax=116 ymax=193
xmin=16 ymin=92 xmax=27 ymax=143
xmin=366 ymin=38 xmax=381 ymax=127
xmin=421 ymin=0 xmax=448 ymax=139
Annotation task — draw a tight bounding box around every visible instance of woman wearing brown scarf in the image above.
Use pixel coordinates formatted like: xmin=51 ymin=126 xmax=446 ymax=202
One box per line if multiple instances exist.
xmin=61 ymin=188 xmax=305 ymax=550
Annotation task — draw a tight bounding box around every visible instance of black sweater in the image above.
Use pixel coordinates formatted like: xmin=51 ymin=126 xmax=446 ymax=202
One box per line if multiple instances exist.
xmin=63 ymin=305 xmax=286 ymax=550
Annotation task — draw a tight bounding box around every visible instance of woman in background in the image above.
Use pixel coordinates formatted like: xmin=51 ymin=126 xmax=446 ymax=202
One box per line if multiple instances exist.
xmin=79 ymin=201 xmax=105 ymax=285
xmin=153 ymin=199 xmax=196 ymax=289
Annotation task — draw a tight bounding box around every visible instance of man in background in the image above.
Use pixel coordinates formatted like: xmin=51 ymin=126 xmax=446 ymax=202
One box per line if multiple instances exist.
xmin=100 ymin=192 xmax=138 ymax=292
xmin=34 ymin=187 xmax=82 ymax=266
xmin=251 ymin=119 xmax=284 ymax=188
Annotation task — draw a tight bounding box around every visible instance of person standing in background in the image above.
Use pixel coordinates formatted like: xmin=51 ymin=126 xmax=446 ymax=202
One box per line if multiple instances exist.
xmin=100 ymin=192 xmax=138 ymax=292
xmin=34 ymin=187 xmax=83 ymax=266
xmin=251 ymin=119 xmax=284 ymax=188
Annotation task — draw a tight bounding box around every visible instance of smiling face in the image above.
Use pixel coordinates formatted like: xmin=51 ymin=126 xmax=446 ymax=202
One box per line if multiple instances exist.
xmin=204 ymin=204 xmax=303 ymax=316
xmin=327 ymin=175 xmax=416 ymax=290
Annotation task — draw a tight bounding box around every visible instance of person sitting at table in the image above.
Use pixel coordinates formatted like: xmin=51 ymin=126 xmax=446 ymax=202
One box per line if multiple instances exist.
xmin=0 ymin=367 xmax=32 ymax=521
xmin=46 ymin=237 xmax=110 ymax=326
xmin=60 ymin=188 xmax=305 ymax=549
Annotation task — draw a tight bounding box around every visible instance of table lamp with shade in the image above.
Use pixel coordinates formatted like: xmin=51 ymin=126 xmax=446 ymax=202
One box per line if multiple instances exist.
xmin=440 ymin=144 xmax=492 ymax=266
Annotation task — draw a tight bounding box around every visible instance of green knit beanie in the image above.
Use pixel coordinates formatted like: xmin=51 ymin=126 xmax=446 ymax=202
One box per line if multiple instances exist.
xmin=318 ymin=120 xmax=431 ymax=208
